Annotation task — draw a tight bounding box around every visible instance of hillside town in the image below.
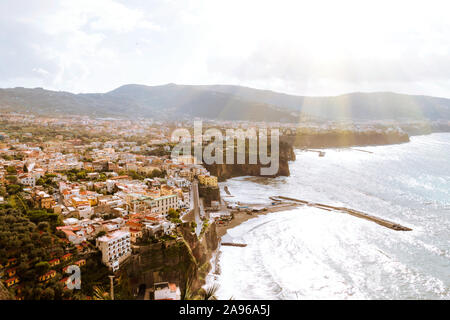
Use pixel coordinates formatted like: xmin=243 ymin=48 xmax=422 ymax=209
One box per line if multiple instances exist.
xmin=0 ymin=114 xmax=225 ymax=300
xmin=1 ymin=113 xmax=448 ymax=300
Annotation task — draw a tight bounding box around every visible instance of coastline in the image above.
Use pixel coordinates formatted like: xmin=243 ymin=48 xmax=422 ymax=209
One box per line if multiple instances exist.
xmin=212 ymin=137 xmax=425 ymax=242
xmin=215 ymin=203 xmax=301 ymax=238
xmin=203 ymin=134 xmax=450 ymax=299
xmin=204 ymin=200 xmax=301 ymax=289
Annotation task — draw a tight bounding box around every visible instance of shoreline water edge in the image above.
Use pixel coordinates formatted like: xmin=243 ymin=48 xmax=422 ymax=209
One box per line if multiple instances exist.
xmin=202 ymin=133 xmax=450 ymax=299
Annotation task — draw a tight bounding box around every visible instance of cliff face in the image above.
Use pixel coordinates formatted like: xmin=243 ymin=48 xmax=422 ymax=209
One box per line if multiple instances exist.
xmin=204 ymin=141 xmax=296 ymax=181
xmin=282 ymin=131 xmax=410 ymax=148
xmin=400 ymin=122 xmax=450 ymax=136
xmin=181 ymin=223 xmax=219 ymax=290
xmin=124 ymin=223 xmax=219 ymax=296
xmin=202 ymin=130 xmax=411 ymax=181
xmin=198 ymin=186 xmax=220 ymax=207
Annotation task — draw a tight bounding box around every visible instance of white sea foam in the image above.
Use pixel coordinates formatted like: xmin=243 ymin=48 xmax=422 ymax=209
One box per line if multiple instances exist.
xmin=210 ymin=133 xmax=450 ymax=299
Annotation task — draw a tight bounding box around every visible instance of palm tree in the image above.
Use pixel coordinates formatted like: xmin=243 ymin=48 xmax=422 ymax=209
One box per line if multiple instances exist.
xmin=92 ymin=286 xmax=111 ymax=300
xmin=202 ymin=284 xmax=219 ymax=300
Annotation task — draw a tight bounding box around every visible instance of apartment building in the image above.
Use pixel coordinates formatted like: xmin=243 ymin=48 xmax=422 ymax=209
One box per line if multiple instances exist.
xmin=18 ymin=174 xmax=36 ymax=187
xmin=151 ymin=194 xmax=178 ymax=215
xmin=198 ymin=174 xmax=218 ymax=187
xmin=96 ymin=230 xmax=131 ymax=272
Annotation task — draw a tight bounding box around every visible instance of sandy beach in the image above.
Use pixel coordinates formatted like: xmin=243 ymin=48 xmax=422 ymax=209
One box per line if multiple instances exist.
xmin=216 ymin=203 xmax=301 ymax=238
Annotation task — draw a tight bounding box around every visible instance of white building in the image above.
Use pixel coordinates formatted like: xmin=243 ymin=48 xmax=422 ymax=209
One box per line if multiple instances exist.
xmin=151 ymin=195 xmax=178 ymax=215
xmin=96 ymin=230 xmax=131 ymax=272
xmin=18 ymin=174 xmax=36 ymax=187
xmin=173 ymin=177 xmax=191 ymax=188
xmin=154 ymin=282 xmax=181 ymax=300
xmin=77 ymin=205 xmax=93 ymax=219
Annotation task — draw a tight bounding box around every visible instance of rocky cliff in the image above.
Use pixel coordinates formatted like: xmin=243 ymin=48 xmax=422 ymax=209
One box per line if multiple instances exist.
xmin=123 ymin=223 xmax=219 ymax=297
xmin=282 ymin=130 xmax=410 ymax=148
xmin=198 ymin=186 xmax=221 ymax=207
xmin=203 ymin=141 xmax=296 ymax=181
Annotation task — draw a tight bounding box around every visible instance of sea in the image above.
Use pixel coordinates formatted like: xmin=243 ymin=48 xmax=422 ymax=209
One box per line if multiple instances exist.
xmin=207 ymin=133 xmax=450 ymax=300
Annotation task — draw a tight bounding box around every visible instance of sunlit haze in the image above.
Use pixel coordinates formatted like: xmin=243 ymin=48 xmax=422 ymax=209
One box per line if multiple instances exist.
xmin=1 ymin=0 xmax=450 ymax=97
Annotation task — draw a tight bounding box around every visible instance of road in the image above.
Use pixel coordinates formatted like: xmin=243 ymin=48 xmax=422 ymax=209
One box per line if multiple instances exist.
xmin=188 ymin=180 xmax=204 ymax=236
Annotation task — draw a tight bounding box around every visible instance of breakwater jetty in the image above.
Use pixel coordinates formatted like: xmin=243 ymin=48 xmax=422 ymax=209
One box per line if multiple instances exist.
xmin=222 ymin=242 xmax=247 ymax=247
xmin=274 ymin=196 xmax=412 ymax=231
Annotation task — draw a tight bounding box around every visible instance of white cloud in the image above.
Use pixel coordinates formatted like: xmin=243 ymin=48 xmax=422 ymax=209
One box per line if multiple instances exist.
xmin=1 ymin=0 xmax=450 ymax=97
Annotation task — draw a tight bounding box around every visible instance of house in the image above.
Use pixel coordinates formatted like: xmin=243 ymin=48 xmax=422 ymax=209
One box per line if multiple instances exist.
xmin=5 ymin=267 xmax=17 ymax=277
xmin=153 ymin=282 xmax=181 ymax=300
xmin=74 ymin=259 xmax=86 ymax=267
xmin=143 ymin=222 xmax=163 ymax=237
xmin=0 ymin=258 xmax=17 ymax=269
xmin=33 ymin=191 xmax=55 ymax=209
xmin=39 ymin=270 xmax=57 ymax=282
xmin=92 ymin=160 xmax=108 ymax=171
xmin=5 ymin=277 xmax=20 ymax=288
xmin=129 ymin=228 xmax=143 ymax=243
xmin=18 ymin=174 xmax=36 ymax=187
xmin=60 ymin=229 xmax=86 ymax=244
xmin=48 ymin=258 xmax=60 ymax=267
xmin=174 ymin=155 xmax=196 ymax=165
xmin=61 ymin=253 xmax=73 ymax=262
xmin=40 ymin=195 xmax=55 ymax=209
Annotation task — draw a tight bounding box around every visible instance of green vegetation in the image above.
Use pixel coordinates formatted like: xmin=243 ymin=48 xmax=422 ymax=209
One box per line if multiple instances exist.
xmin=0 ymin=205 xmax=73 ymax=299
xmin=6 ymin=166 xmax=17 ymax=175
xmin=60 ymin=168 xmax=106 ymax=182
xmin=118 ymin=169 xmax=165 ymax=181
xmin=167 ymin=208 xmax=182 ymax=224
xmin=200 ymin=220 xmax=209 ymax=237
xmin=0 ymin=193 xmax=110 ymax=300
xmin=190 ymin=221 xmax=197 ymax=233
xmin=36 ymin=173 xmax=58 ymax=188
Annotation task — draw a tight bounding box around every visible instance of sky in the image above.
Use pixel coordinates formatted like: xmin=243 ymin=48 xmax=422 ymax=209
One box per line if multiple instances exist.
xmin=1 ymin=0 xmax=450 ymax=97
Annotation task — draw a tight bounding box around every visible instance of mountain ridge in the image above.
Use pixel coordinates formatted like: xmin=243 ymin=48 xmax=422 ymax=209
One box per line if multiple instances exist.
xmin=1 ymin=83 xmax=450 ymax=122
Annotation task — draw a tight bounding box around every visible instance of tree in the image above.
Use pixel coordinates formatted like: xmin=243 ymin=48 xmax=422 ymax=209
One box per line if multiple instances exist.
xmin=37 ymin=221 xmax=50 ymax=232
xmin=55 ymin=230 xmax=66 ymax=238
xmin=0 ymin=186 xmax=6 ymax=197
xmin=168 ymin=208 xmax=180 ymax=220
xmin=150 ymin=169 xmax=163 ymax=178
xmin=96 ymin=231 xmax=106 ymax=238
xmin=76 ymin=171 xmax=87 ymax=180
xmin=53 ymin=247 xmax=64 ymax=257
xmin=6 ymin=166 xmax=17 ymax=175
xmin=202 ymin=284 xmax=219 ymax=300
xmin=6 ymin=184 xmax=21 ymax=195
xmin=31 ymin=287 xmax=43 ymax=300
xmin=6 ymin=176 xmax=18 ymax=184
xmin=41 ymin=287 xmax=55 ymax=300
xmin=53 ymin=282 xmax=65 ymax=300
xmin=35 ymin=261 xmax=50 ymax=275
xmin=40 ymin=234 xmax=52 ymax=246
xmin=92 ymin=286 xmax=111 ymax=300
